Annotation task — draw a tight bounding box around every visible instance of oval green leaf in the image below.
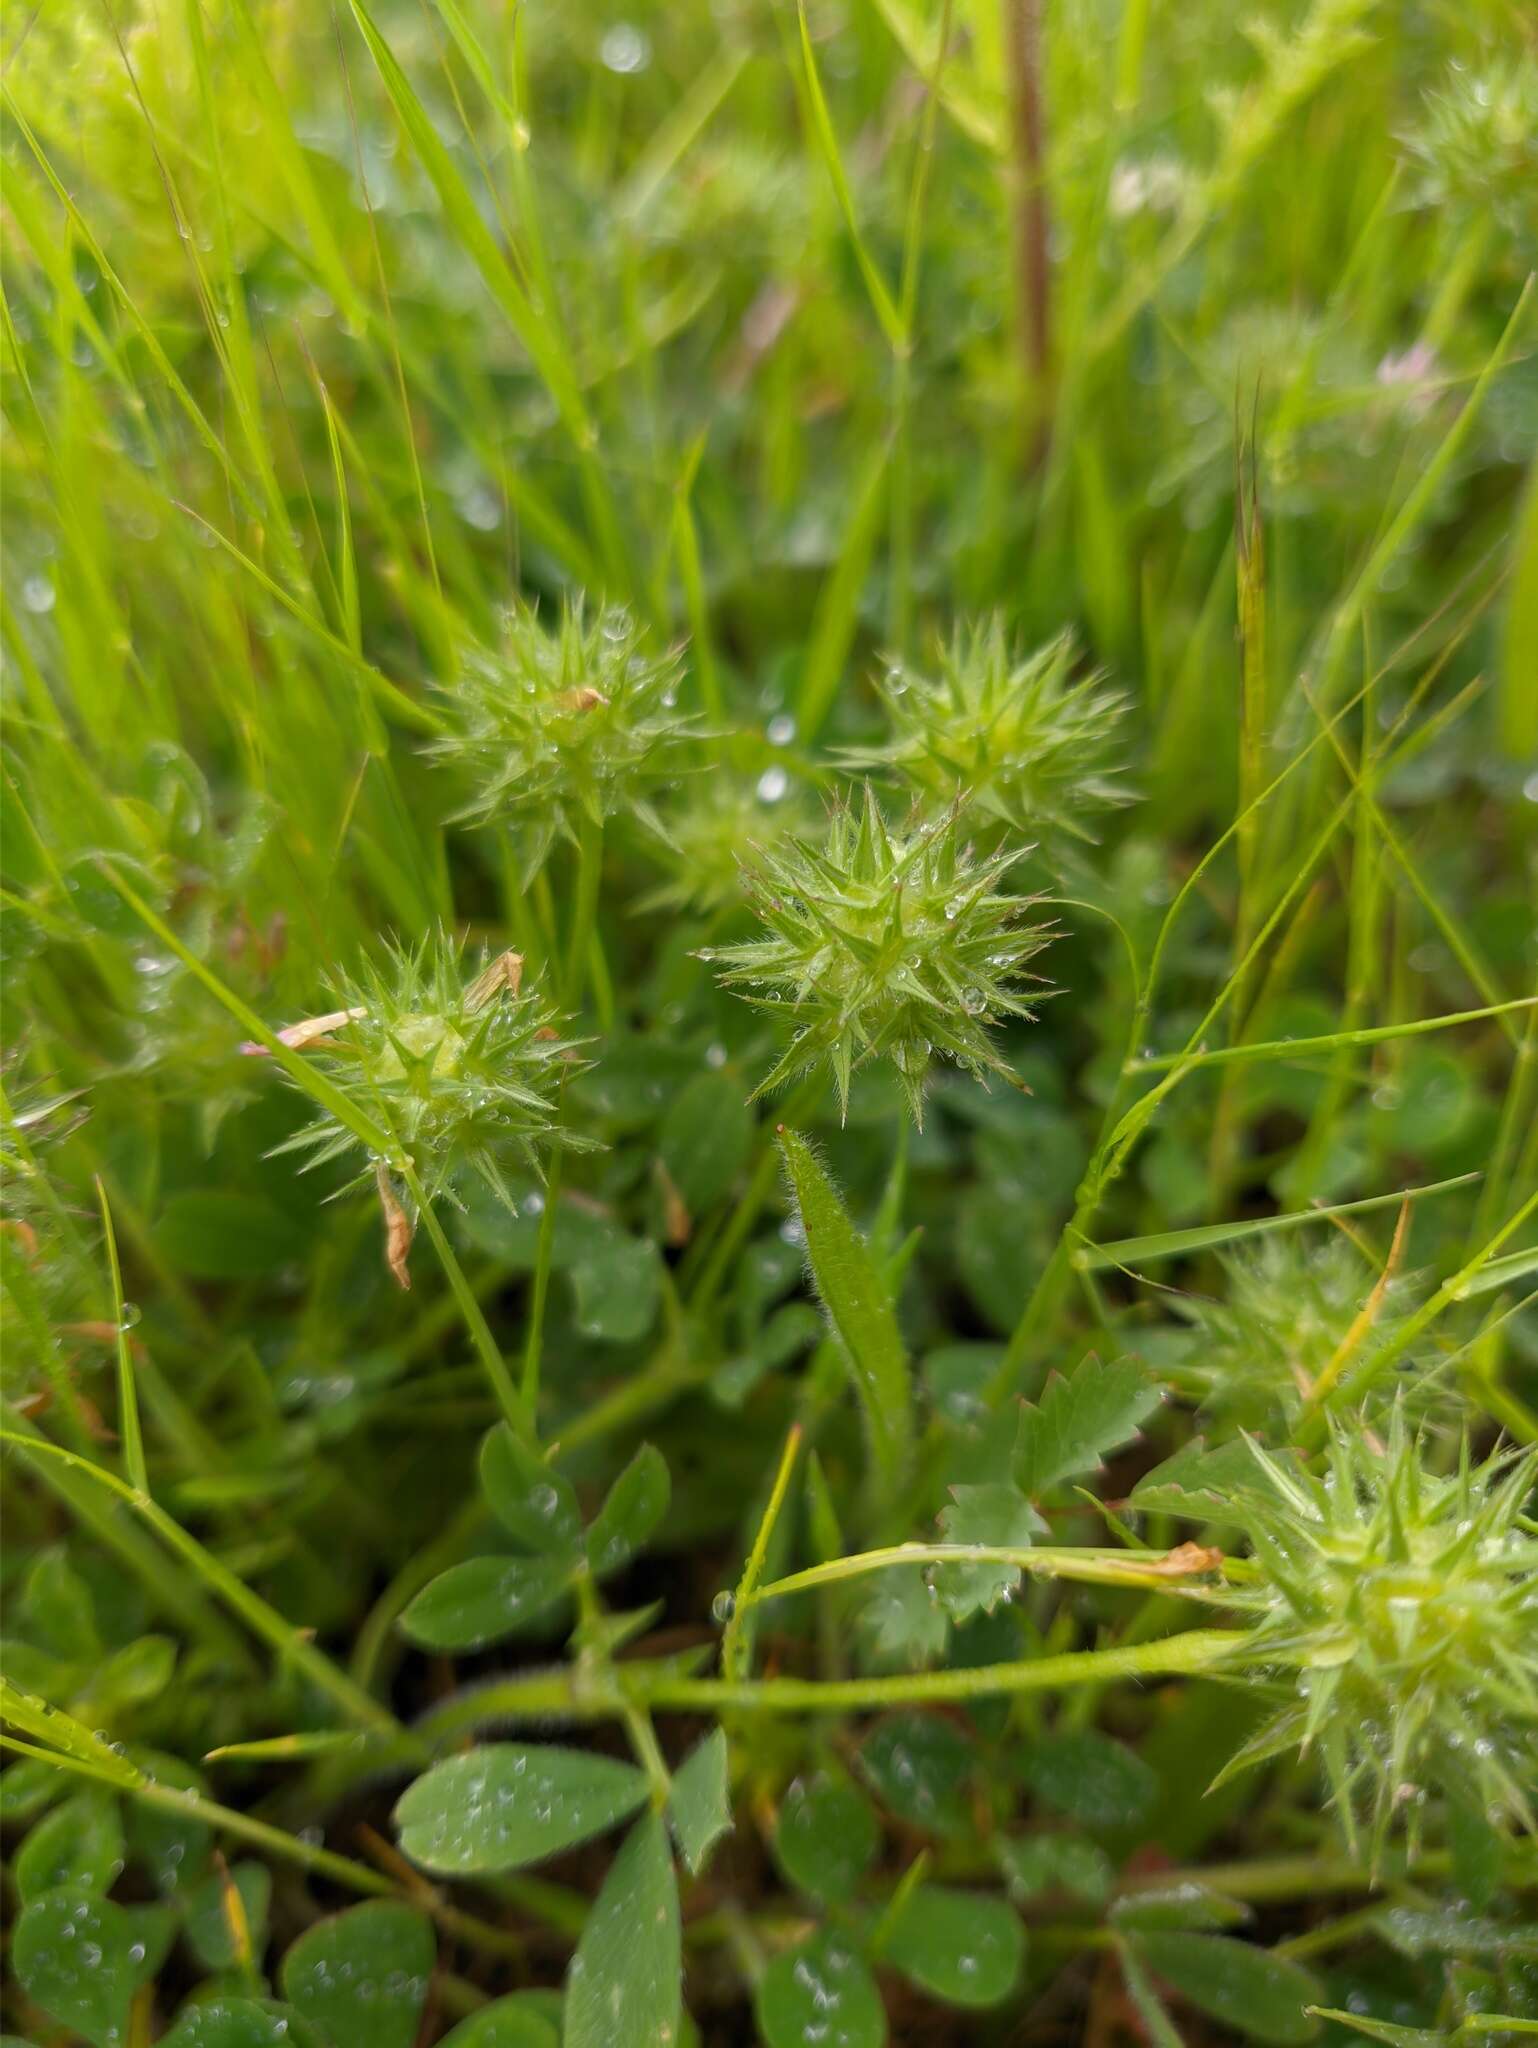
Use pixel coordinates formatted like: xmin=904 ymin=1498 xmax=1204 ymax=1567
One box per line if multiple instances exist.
xmin=15 ymin=1788 xmax=123 ymax=1902
xmin=756 ymin=1929 xmax=886 ymax=2048
xmin=857 ymin=1713 xmax=975 ymax=1837
xmin=395 ymin=1744 xmax=648 ymax=1876
xmin=438 ymin=1993 xmax=561 ymax=2047
xmin=160 ymin=1999 xmax=327 ymax=2048
xmin=1133 ymin=1931 xmax=1321 ymax=2045
xmin=1021 ymin=1729 xmax=1158 ymax=1830
xmin=775 ymin=1766 xmax=881 ymax=1904
xmin=12 ymin=1887 xmax=170 ymax=2048
xmin=279 ymin=1900 xmax=434 ymax=2048
xmin=659 ymin=1071 xmax=753 ymax=1209
xmin=883 ymin=1885 xmax=1025 ymax=2007
xmin=399 ymin=1554 xmax=570 ymax=1652
xmin=585 ymin=1443 xmax=670 ymax=1578
xmin=564 ymin=1811 xmax=680 ymax=2048
xmin=479 ymin=1425 xmax=582 ymax=1557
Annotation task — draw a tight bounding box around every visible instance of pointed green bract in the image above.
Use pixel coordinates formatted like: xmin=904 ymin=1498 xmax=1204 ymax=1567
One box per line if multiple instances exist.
xmin=271 ymin=932 xmax=586 ymax=1211
xmin=431 ymin=601 xmax=694 ymax=879
xmin=777 ymin=1129 xmax=912 ymax=1489
xmin=1176 ymin=1423 xmax=1538 ymax=1856
xmin=845 ymin=621 xmax=1129 ymax=848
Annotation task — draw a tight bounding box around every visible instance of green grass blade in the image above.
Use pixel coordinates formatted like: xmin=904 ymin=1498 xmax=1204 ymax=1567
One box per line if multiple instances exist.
xmin=796 ymin=438 xmax=890 ymax=740
xmin=792 ymin=0 xmax=905 ymax=349
xmin=1127 ymin=997 xmax=1538 ymax=1074
xmin=93 ymin=1177 xmax=147 ymax=1496
xmin=1075 ymin=1174 xmax=1478 ymax=1272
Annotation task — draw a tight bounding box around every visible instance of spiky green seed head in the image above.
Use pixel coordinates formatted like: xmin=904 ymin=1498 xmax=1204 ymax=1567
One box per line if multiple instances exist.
xmin=432 ymin=601 xmax=694 ymax=878
xmin=706 ymin=786 xmax=1053 ymax=1124
xmin=1170 ymin=1236 xmax=1424 ymax=1430
xmin=273 ymin=935 xmax=587 ymax=1210
xmin=639 ymin=771 xmax=815 ymax=917
xmin=1215 ymin=1420 xmax=1538 ymax=1860
xmin=1402 ymin=54 xmax=1538 ymax=244
xmin=843 ymin=620 xmax=1129 ymax=851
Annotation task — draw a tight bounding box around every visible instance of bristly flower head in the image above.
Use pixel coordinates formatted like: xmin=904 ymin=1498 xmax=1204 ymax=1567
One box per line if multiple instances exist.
xmin=433 ymin=599 xmax=694 ymax=878
xmin=1401 ymin=53 xmax=1538 ymax=245
xmin=1169 ymin=1235 xmax=1423 ymax=1430
xmin=271 ymin=935 xmax=587 ymax=1215
xmin=639 ymin=769 xmax=816 ymax=917
xmin=1207 ymin=1419 xmax=1538 ymax=1860
xmin=705 ymin=786 xmax=1053 ymax=1124
xmin=843 ymin=619 xmax=1130 ymax=851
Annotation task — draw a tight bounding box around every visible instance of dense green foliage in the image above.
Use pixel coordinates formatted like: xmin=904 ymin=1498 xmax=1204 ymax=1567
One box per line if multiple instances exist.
xmin=3 ymin=0 xmax=1536 ymax=2043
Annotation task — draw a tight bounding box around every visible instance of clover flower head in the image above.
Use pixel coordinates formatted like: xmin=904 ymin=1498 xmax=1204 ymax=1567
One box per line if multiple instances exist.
xmin=1171 ymin=1235 xmax=1421 ymax=1429
xmin=1217 ymin=1419 xmax=1538 ymax=1859
xmin=844 ymin=619 xmax=1130 ymax=850
xmin=706 ymin=786 xmax=1053 ymax=1124
xmin=433 ymin=600 xmax=694 ymax=878
xmin=272 ymin=935 xmax=586 ymax=1213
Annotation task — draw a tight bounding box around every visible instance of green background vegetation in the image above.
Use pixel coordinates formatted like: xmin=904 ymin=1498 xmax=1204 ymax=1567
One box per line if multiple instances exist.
xmin=2 ymin=0 xmax=1535 ymax=2043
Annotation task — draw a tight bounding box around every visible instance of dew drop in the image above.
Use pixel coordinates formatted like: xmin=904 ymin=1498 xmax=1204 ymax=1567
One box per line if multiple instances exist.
xmin=600 ymin=23 xmax=650 ymax=73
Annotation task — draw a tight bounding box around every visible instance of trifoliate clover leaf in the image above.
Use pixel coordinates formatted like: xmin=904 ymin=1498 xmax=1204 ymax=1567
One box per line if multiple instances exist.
xmin=708 ymin=786 xmax=1053 ymax=1124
